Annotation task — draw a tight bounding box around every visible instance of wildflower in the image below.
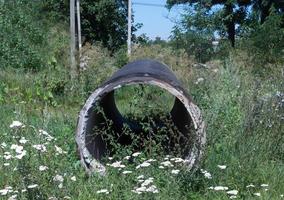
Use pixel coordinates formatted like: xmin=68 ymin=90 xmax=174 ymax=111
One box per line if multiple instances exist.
xmin=8 ymin=194 xmax=17 ymax=200
xmin=201 ymin=169 xmax=212 ymax=179
xmin=213 ymin=69 xmax=219 ymax=73
xmin=280 ymin=194 xmax=283 ymax=197
xmin=253 ymin=193 xmax=261 ymax=197
xmin=137 ymin=175 xmax=144 ymax=180
xmin=124 ymin=156 xmax=130 ymax=160
xmin=32 ymin=144 xmax=47 ymax=152
xmin=246 ymin=184 xmax=255 ymax=188
xmin=0 ymin=188 xmax=10 ymax=196
xmin=217 ymin=165 xmax=227 ymax=170
xmin=136 ymin=162 xmax=151 ymax=169
xmin=4 ymin=163 xmax=10 ymax=166
xmin=146 ymin=185 xmax=159 ymax=193
xmin=96 ymin=189 xmax=109 ymax=194
xmin=173 ymin=158 xmax=184 ymax=163
xmin=108 ymin=161 xmax=125 ymax=168
xmin=70 ymin=176 xmax=76 ymax=181
xmin=260 ymin=184 xmax=269 ymax=187
xmin=146 ymin=159 xmax=157 ymax=163
xmin=171 ymin=169 xmax=180 ymax=175
xmin=141 ymin=178 xmax=153 ymax=187
xmin=227 ymin=190 xmax=238 ymax=195
xmin=204 ymin=172 xmax=212 ymax=179
xmin=1 ymin=142 xmax=7 ymax=148
xmin=213 ymin=186 xmax=229 ymax=191
xmin=15 ymin=150 xmax=26 ymax=159
xmin=27 ymin=184 xmax=38 ymax=189
xmin=108 ymin=157 xmax=113 ymax=160
xmin=54 ymin=145 xmax=67 ymax=155
xmin=132 ymin=152 xmax=141 ymax=157
xmin=122 ymin=170 xmax=132 ymax=174
xmin=195 ymin=77 xmax=204 ymax=84
xmin=11 ymin=144 xmax=23 ymax=154
xmin=39 ymin=129 xmax=54 ymax=141
xmin=53 ymin=175 xmax=64 ymax=182
xmin=19 ymin=137 xmax=28 ymax=144
xmin=132 ymin=186 xmax=147 ymax=194
xmin=9 ymin=121 xmax=25 ymax=129
xmin=39 ymin=166 xmax=48 ymax=171
xmin=160 ymin=161 xmax=174 ymax=167
xmin=4 ymin=154 xmax=12 ymax=160
xmin=58 ymin=183 xmax=63 ymax=189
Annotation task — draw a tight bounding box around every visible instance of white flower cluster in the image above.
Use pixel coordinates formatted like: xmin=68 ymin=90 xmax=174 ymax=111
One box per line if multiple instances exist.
xmin=53 ymin=174 xmax=64 ymax=189
xmin=107 ymin=161 xmax=126 ymax=169
xmin=132 ymin=176 xmax=159 ymax=194
xmin=96 ymin=189 xmax=109 ymax=194
xmin=9 ymin=121 xmax=25 ymax=129
xmin=201 ymin=169 xmax=212 ymax=179
xmin=39 ymin=129 xmax=54 ymax=141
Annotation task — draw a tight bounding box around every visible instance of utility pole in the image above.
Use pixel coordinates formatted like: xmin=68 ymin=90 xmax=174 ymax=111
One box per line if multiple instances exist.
xmin=127 ymin=0 xmax=132 ymax=56
xmin=76 ymin=0 xmax=82 ymax=58
xmin=70 ymin=0 xmax=76 ymax=78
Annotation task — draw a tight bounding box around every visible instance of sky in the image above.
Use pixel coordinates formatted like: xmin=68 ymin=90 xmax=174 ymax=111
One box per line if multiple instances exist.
xmin=133 ymin=0 xmax=182 ymax=40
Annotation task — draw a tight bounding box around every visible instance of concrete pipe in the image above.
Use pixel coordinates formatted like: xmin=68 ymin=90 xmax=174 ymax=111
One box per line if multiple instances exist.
xmin=76 ymin=59 xmax=206 ymax=175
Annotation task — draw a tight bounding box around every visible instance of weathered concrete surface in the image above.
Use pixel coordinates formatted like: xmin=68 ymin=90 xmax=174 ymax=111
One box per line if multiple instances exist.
xmin=75 ymin=59 xmax=206 ymax=175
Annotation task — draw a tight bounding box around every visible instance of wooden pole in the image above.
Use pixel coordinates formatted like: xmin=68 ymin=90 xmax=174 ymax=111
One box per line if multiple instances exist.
xmin=76 ymin=0 xmax=82 ymax=58
xmin=127 ymin=0 xmax=132 ymax=56
xmin=70 ymin=0 xmax=76 ymax=78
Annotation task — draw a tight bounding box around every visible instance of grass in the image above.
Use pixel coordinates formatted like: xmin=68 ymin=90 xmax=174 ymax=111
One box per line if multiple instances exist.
xmin=1 ymin=45 xmax=284 ymax=199
xmin=114 ymin=84 xmax=175 ymax=118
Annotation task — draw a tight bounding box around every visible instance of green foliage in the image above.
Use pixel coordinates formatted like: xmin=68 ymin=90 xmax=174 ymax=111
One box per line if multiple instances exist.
xmin=115 ymin=85 xmax=175 ymax=118
xmin=1 ymin=47 xmax=284 ymax=199
xmin=113 ymin=47 xmax=129 ymax=68
xmin=167 ymin=0 xmax=251 ymax=47
xmin=242 ymin=10 xmax=284 ymax=66
xmin=170 ymin=27 xmax=214 ymax=63
xmin=1 ymin=42 xmax=284 ymax=199
xmin=0 ymin=0 xmax=48 ymax=69
xmin=42 ymin=0 xmax=139 ymax=52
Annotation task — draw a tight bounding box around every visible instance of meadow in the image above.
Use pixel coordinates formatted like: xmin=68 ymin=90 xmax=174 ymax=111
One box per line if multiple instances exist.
xmin=1 ymin=42 xmax=283 ymax=199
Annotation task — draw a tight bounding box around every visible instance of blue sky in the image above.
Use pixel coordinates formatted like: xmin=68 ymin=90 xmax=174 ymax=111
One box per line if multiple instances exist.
xmin=133 ymin=0 xmax=182 ymax=40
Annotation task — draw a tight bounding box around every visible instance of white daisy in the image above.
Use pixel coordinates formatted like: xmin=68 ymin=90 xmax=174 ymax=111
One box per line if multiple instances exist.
xmin=132 ymin=152 xmax=141 ymax=157
xmin=96 ymin=189 xmax=109 ymax=194
xmin=171 ymin=169 xmax=180 ymax=175
xmin=9 ymin=121 xmax=25 ymax=129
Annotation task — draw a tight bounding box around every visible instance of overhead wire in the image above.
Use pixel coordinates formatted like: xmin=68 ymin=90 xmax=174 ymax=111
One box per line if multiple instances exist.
xmin=132 ymin=2 xmax=166 ymax=8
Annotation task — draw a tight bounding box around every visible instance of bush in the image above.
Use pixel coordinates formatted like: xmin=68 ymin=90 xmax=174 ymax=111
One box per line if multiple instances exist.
xmin=0 ymin=0 xmax=48 ymax=70
xmin=241 ymin=10 xmax=284 ymax=66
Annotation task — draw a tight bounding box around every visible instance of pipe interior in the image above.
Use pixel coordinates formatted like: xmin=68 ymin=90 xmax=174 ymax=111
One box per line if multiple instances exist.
xmin=85 ymin=84 xmax=195 ymax=161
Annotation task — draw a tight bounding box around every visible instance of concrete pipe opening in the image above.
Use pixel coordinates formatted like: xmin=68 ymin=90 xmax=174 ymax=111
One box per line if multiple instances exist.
xmin=76 ymin=59 xmax=206 ymax=175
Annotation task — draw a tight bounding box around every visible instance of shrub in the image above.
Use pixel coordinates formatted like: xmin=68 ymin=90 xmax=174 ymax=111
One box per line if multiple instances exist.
xmin=0 ymin=0 xmax=48 ymax=70
xmin=241 ymin=9 xmax=284 ymax=67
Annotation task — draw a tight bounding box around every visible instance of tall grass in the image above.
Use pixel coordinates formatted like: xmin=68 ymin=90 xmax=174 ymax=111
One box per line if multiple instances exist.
xmin=1 ymin=41 xmax=283 ymax=199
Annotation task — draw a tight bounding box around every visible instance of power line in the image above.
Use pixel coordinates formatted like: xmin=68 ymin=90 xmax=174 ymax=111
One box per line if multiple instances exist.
xmin=133 ymin=2 xmax=166 ymax=8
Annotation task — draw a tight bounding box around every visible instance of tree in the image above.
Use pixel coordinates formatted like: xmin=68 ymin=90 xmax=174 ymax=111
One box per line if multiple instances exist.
xmin=251 ymin=0 xmax=284 ymax=24
xmin=167 ymin=0 xmax=250 ymax=47
xmin=42 ymin=0 xmax=139 ymax=52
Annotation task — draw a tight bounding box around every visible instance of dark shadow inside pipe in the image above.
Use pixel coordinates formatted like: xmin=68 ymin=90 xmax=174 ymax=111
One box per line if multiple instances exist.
xmin=85 ymin=83 xmax=194 ymax=161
